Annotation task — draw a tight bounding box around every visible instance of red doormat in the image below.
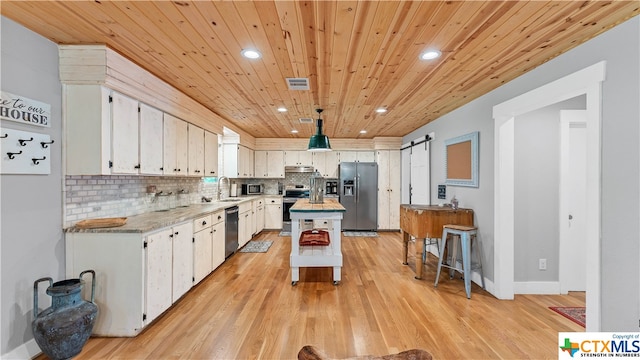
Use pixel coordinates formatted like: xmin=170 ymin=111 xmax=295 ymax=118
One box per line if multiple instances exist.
xmin=549 ymin=307 xmax=585 ymax=327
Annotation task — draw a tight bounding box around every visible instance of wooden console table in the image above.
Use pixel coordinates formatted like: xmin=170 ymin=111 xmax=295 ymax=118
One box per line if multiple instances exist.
xmin=400 ymin=204 xmax=473 ymax=279
xmin=290 ymin=199 xmax=346 ymax=285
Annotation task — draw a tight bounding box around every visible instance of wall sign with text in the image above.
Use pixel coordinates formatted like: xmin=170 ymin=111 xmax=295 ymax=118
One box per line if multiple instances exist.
xmin=0 ymin=91 xmax=51 ymax=127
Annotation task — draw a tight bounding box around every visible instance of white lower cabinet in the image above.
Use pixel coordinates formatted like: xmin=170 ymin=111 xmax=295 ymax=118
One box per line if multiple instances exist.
xmin=238 ymin=201 xmax=252 ymax=247
xmin=211 ymin=214 xmax=226 ymax=270
xmin=265 ymin=197 xmax=283 ymax=229
xmin=193 ymin=214 xmax=213 ymax=285
xmin=65 ymin=220 xmax=193 ymax=337
xmin=193 ymin=210 xmax=226 ymax=285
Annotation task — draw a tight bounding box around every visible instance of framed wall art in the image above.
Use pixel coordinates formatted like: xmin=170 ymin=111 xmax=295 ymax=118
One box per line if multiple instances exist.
xmin=445 ymin=131 xmax=479 ymax=187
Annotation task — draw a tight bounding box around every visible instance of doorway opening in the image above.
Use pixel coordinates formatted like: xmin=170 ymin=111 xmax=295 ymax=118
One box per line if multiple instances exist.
xmin=493 ymin=61 xmax=605 ymax=331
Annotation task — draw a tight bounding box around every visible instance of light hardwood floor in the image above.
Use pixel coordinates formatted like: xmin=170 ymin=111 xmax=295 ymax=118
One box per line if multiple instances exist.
xmin=40 ymin=231 xmax=584 ymax=359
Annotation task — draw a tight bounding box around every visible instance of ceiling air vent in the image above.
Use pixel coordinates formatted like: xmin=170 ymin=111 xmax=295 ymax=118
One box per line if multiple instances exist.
xmin=299 ymin=118 xmax=314 ymax=124
xmin=286 ymin=78 xmax=310 ymax=90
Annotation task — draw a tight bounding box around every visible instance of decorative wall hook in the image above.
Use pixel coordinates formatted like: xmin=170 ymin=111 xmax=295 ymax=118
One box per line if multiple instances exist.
xmin=7 ymin=151 xmax=23 ymax=159
xmin=0 ymin=134 xmax=7 ymax=139
xmin=32 ymin=156 xmax=46 ymax=165
xmin=40 ymin=140 xmax=55 ymax=148
xmin=18 ymin=137 xmax=34 ymax=146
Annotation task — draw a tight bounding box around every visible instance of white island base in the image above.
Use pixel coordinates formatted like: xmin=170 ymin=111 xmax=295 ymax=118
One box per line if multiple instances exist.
xmin=289 ymin=199 xmax=345 ymax=285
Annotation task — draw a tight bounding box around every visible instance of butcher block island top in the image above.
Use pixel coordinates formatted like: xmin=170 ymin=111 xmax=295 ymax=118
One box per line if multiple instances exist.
xmin=290 ymin=198 xmax=346 ymax=212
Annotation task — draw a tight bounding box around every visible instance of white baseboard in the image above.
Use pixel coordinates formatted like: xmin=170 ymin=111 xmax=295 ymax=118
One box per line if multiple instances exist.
xmin=2 ymin=339 xmax=41 ymax=360
xmin=514 ymin=281 xmax=560 ymax=294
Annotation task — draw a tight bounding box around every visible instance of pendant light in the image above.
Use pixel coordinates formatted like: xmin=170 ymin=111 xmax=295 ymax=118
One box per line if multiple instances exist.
xmin=307 ymin=108 xmax=332 ymax=152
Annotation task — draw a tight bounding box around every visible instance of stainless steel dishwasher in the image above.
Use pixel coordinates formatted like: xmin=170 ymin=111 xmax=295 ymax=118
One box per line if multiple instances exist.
xmin=225 ymin=206 xmax=239 ymax=258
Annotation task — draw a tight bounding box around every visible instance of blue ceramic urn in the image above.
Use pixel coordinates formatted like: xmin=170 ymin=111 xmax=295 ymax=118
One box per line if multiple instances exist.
xmin=32 ymin=270 xmax=98 ymax=360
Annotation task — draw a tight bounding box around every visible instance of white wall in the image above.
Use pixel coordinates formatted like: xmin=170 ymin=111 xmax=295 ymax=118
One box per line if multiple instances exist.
xmin=404 ymin=15 xmax=640 ymax=330
xmin=1 ymin=17 xmax=64 ymax=356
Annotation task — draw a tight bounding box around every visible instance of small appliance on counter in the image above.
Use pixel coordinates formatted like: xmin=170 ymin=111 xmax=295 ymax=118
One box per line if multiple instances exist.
xmin=241 ymin=183 xmax=263 ymax=195
xmin=229 ymin=183 xmax=238 ymax=197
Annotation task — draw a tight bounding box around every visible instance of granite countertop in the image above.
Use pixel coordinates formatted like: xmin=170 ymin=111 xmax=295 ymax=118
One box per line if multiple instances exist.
xmin=66 ymin=195 xmax=281 ymax=234
xmin=290 ymin=198 xmax=346 ymax=212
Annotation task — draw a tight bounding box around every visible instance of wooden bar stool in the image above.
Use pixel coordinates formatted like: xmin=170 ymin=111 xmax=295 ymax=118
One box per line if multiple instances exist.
xmin=434 ymin=224 xmax=485 ymax=298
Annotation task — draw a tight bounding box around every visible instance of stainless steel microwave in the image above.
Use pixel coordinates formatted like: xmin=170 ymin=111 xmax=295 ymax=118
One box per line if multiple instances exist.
xmin=241 ymin=183 xmax=263 ymax=195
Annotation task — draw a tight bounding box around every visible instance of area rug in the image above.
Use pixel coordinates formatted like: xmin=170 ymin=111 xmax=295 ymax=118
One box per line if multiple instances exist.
xmin=343 ymin=231 xmax=378 ymax=237
xmin=279 ymin=231 xmax=291 ymax=237
xmin=239 ymin=240 xmax=273 ymax=253
xmin=549 ymin=306 xmax=585 ymax=327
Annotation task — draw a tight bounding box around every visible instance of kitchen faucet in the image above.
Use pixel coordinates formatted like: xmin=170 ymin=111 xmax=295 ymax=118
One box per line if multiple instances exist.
xmin=217 ymin=176 xmax=229 ymax=200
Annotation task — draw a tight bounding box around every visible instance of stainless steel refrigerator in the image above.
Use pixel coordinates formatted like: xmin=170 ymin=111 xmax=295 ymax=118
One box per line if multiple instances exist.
xmin=339 ymin=162 xmax=378 ymax=230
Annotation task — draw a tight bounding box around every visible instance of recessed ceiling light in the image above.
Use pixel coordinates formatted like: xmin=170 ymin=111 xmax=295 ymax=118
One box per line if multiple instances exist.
xmin=419 ymin=49 xmax=441 ymax=60
xmin=375 ymin=108 xmax=387 ymax=113
xmin=241 ymin=49 xmax=261 ymax=59
xmin=291 ymin=130 xmax=299 ymax=134
xmin=360 ymin=130 xmax=367 ymax=134
xmin=277 ymin=107 xmax=287 ymax=112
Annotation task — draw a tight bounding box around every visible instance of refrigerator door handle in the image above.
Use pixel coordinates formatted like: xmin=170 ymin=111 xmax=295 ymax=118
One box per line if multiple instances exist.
xmin=356 ymin=175 xmax=359 ymax=203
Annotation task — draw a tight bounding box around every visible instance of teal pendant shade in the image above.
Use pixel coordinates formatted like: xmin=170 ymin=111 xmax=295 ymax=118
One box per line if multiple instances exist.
xmin=308 ymin=110 xmax=332 ymax=152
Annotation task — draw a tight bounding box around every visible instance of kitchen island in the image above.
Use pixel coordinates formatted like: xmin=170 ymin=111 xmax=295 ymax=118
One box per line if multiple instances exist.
xmin=290 ymin=198 xmax=346 ymax=285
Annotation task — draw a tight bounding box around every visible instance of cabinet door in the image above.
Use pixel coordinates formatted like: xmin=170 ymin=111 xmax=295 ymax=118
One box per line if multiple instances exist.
xmin=193 ymin=229 xmax=212 ymax=285
xmin=284 ymin=151 xmax=298 ymax=166
xmin=163 ymin=113 xmax=177 ymax=175
xmin=297 ymin=151 xmax=313 ymax=166
xmin=357 ymin=151 xmax=375 ymax=162
xmin=145 ymin=229 xmax=173 ymax=323
xmin=171 ymin=222 xmax=193 ymax=302
xmin=211 ymin=221 xmax=226 ymax=270
xmin=257 ymin=206 xmax=265 ymax=233
xmin=312 ymin=152 xmax=326 ymax=177
xmin=388 ymin=150 xmax=401 ymax=229
xmin=111 ymin=92 xmax=139 ymax=174
xmin=254 ymin=151 xmax=268 ymax=178
xmin=223 ymin=144 xmax=239 ymax=177
xmin=139 ymin=104 xmax=164 ymax=175
xmin=265 ymin=203 xmax=282 ymax=229
xmin=204 ymin=131 xmax=218 ymax=177
xmin=338 ymin=151 xmax=357 ymax=163
xmin=377 ymin=150 xmax=391 ymax=229
xmin=188 ymin=124 xmax=205 ymax=176
xmin=325 ymin=151 xmax=339 ymax=178
xmin=267 ymin=151 xmax=285 ymax=178
xmin=238 ymin=211 xmax=252 ymax=247
xmin=175 ymin=119 xmax=189 ymax=176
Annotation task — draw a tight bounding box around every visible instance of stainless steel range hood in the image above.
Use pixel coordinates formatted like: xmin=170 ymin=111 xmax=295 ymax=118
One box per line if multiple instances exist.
xmin=285 ymin=165 xmax=314 ymax=173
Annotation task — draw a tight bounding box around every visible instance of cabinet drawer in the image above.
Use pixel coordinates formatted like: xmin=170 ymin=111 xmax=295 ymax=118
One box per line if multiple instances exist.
xmin=193 ymin=214 xmax=213 ymax=232
xmin=238 ymin=201 xmax=252 ymax=214
xmin=211 ymin=210 xmax=224 ymax=225
xmin=265 ymin=197 xmax=282 ymax=205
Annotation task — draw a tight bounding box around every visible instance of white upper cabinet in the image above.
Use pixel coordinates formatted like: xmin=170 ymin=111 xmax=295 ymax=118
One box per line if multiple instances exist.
xmin=110 ymin=92 xmax=139 ymax=174
xmin=313 ymin=151 xmax=339 ymax=178
xmin=163 ymin=113 xmax=189 ymax=176
xmin=175 ymin=119 xmax=189 ymax=176
xmin=284 ymin=150 xmax=313 ymax=166
xmin=187 ymin=124 xmax=205 ymax=176
xmin=139 ymin=103 xmax=164 ymax=175
xmin=338 ymin=151 xmax=375 ymax=163
xmin=65 ymin=85 xmax=163 ymax=175
xmin=223 ymin=144 xmax=254 ymax=178
xmin=204 ymin=131 xmax=219 ymax=177
xmin=254 ymin=150 xmax=284 ymax=178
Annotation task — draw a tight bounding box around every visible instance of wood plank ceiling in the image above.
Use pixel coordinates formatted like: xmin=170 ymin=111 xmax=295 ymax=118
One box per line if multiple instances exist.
xmin=2 ymin=1 xmax=639 ymax=139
